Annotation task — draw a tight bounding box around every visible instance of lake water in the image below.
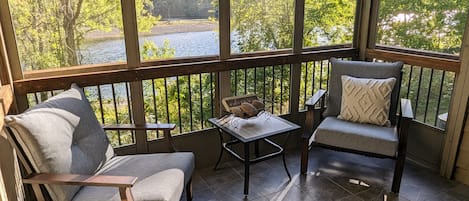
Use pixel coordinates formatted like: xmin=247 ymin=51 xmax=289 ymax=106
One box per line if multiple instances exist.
xmin=80 ymin=31 xmax=239 ymax=64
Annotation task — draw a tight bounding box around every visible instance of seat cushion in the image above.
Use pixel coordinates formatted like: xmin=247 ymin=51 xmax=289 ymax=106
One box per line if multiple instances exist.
xmin=312 ymin=117 xmax=398 ymax=157
xmin=5 ymin=84 xmax=114 ymax=201
xmin=72 ymin=152 xmax=195 ymax=201
xmin=324 ymin=58 xmax=403 ymax=125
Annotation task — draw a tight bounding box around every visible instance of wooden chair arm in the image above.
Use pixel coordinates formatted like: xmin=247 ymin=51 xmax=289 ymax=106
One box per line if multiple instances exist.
xmin=102 ymin=123 xmax=177 ymax=152
xmin=305 ymin=89 xmax=327 ymax=107
xmin=400 ymin=98 xmax=414 ymax=119
xmin=302 ymin=89 xmax=327 ymax=139
xmin=24 ymin=173 xmax=137 ymax=201
xmin=23 ymin=173 xmax=136 ymax=187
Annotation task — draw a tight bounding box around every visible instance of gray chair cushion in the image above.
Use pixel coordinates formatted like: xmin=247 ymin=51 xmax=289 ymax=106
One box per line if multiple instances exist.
xmin=324 ymin=58 xmax=403 ymax=125
xmin=312 ymin=117 xmax=398 ymax=157
xmin=72 ymin=152 xmax=195 ymax=201
xmin=5 ymin=84 xmax=114 ymax=201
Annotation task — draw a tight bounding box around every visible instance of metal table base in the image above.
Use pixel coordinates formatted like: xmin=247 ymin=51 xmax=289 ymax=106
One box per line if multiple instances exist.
xmin=213 ymin=128 xmax=292 ymax=196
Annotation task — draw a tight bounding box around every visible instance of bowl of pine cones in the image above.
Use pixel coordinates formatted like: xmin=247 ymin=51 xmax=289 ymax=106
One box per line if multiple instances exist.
xmin=222 ymin=94 xmax=266 ymax=119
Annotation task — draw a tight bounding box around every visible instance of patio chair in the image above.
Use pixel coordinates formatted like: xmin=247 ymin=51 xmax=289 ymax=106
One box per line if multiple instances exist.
xmin=300 ymin=58 xmax=414 ymax=193
xmin=4 ymin=84 xmax=194 ymax=201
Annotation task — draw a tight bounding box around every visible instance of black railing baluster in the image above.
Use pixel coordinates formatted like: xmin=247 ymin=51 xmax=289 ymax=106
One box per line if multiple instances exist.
xmin=210 ymin=73 xmax=214 ymax=118
xmin=125 ymin=83 xmax=133 ymax=125
xmin=423 ymin=69 xmax=434 ymax=123
xmin=97 ymin=85 xmax=105 ymax=124
xmin=234 ymin=70 xmax=238 ymax=96
xmin=125 ymin=83 xmax=134 ymax=143
xmin=254 ymin=67 xmax=257 ymax=95
xmin=151 ymin=79 xmax=159 ymax=138
xmin=164 ymin=78 xmax=170 ymax=124
xmin=199 ymin=73 xmax=204 ymax=129
xmin=288 ymin=64 xmax=292 ymax=113
xmin=34 ymin=93 xmax=39 ymax=105
xmin=406 ymin=66 xmax=413 ymax=99
xmin=304 ymin=62 xmax=308 ymax=109
xmin=280 ymin=65 xmax=284 ymax=114
xmin=111 ymin=84 xmax=121 ymax=146
xmin=263 ymin=67 xmax=266 ymax=100
xmin=244 ymin=68 xmax=247 ymax=95
xmin=435 ymin=71 xmax=446 ymax=126
xmin=312 ymin=61 xmax=316 ymax=93
xmin=176 ymin=76 xmax=182 ymax=133
xmin=326 ymin=61 xmax=330 ymax=90
xmin=415 ymin=67 xmax=424 ymax=119
xmin=271 ymin=65 xmax=275 ymax=113
xmin=188 ymin=75 xmax=193 ymax=131
xmin=319 ymin=61 xmax=324 ymax=90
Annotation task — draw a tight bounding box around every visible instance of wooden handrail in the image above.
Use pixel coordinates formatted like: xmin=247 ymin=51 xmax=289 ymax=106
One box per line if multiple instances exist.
xmin=103 ymin=123 xmax=176 ymax=131
xmin=365 ymin=48 xmax=460 ymax=73
xmin=13 ymin=48 xmax=357 ymax=95
xmin=14 ymin=46 xmax=460 ymax=95
xmin=375 ymin=45 xmax=460 ymax=60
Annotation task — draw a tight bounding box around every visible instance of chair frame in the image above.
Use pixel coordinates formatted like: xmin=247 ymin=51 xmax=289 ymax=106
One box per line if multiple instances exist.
xmin=300 ymin=88 xmax=414 ymax=193
xmin=6 ymin=123 xmax=193 ymax=201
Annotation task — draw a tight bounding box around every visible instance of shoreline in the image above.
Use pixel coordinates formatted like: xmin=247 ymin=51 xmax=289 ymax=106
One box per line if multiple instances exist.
xmin=84 ymin=20 xmax=218 ymax=43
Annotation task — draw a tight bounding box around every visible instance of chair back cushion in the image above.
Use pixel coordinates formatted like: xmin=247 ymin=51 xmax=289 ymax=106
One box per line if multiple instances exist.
xmin=324 ymin=58 xmax=403 ymax=125
xmin=5 ymin=84 xmax=114 ymax=201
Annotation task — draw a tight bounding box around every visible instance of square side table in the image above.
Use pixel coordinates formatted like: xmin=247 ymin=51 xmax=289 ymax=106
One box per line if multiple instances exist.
xmin=208 ymin=112 xmax=300 ymax=196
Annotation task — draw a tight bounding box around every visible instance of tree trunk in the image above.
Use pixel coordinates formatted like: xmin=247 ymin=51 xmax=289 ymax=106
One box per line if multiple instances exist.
xmin=61 ymin=0 xmax=79 ymax=66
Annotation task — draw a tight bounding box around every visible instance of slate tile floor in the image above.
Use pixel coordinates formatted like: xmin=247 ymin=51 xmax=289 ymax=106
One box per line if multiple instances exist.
xmin=183 ymin=147 xmax=469 ymax=201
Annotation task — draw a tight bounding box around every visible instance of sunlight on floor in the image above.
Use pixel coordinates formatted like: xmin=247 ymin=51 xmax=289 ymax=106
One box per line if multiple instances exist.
xmin=273 ymin=174 xmax=299 ymax=201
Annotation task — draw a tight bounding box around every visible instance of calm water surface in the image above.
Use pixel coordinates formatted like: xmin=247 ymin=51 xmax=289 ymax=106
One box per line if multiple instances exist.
xmin=80 ymin=31 xmax=239 ymax=64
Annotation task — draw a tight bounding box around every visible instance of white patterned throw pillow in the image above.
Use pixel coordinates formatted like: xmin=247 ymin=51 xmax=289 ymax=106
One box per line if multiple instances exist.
xmin=338 ymin=75 xmax=396 ymax=126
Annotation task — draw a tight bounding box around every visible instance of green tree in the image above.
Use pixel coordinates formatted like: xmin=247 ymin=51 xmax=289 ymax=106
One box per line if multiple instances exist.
xmin=142 ymin=39 xmax=175 ymax=60
xmin=10 ymin=0 xmax=159 ymax=70
xmin=378 ymin=0 xmax=468 ymax=54
xmin=303 ymin=0 xmax=355 ymax=46
xmin=230 ymin=0 xmax=294 ymax=52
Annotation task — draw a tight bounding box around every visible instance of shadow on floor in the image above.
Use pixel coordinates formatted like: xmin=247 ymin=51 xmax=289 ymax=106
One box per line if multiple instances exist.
xmin=183 ymin=147 xmax=469 ymax=201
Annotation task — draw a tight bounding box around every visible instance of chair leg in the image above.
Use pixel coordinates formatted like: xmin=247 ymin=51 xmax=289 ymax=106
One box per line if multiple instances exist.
xmin=392 ymin=155 xmax=405 ymax=193
xmin=186 ymin=177 xmax=193 ymax=201
xmin=300 ymin=138 xmax=309 ymax=174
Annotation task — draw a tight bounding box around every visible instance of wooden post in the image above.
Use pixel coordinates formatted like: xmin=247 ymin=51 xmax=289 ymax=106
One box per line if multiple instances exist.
xmin=367 ymin=0 xmax=380 ymax=50
xmin=0 ymin=0 xmax=27 ymax=112
xmin=121 ymin=0 xmax=147 ymax=153
xmin=441 ymin=11 xmax=469 ymax=178
xmin=357 ymin=0 xmax=371 ymax=60
xmin=0 ymin=10 xmax=23 ymax=200
xmin=0 ymin=0 xmax=21 ymax=81
xmin=352 ymin=0 xmax=363 ymax=50
xmin=217 ymin=0 xmax=231 ymax=116
xmin=289 ymin=0 xmax=305 ymax=116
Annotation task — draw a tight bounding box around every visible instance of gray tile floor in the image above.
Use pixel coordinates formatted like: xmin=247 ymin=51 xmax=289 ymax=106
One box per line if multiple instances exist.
xmin=186 ymin=147 xmax=469 ymax=201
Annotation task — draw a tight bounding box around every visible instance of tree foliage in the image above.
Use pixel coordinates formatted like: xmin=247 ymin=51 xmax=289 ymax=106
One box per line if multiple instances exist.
xmin=230 ymin=0 xmax=294 ymax=51
xmin=378 ymin=0 xmax=468 ymax=54
xmin=303 ymin=0 xmax=355 ymax=46
xmin=225 ymin=0 xmax=356 ymax=52
xmin=10 ymin=0 xmax=159 ymax=70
